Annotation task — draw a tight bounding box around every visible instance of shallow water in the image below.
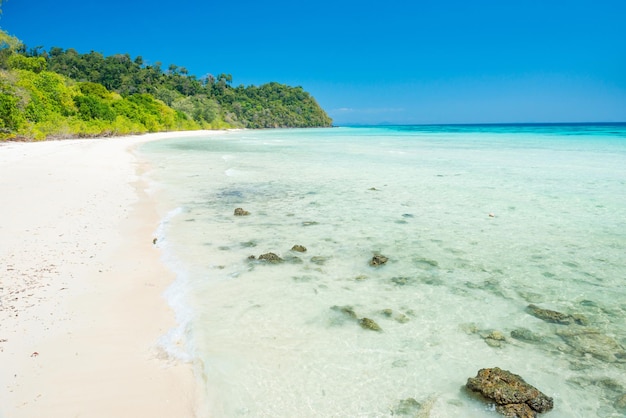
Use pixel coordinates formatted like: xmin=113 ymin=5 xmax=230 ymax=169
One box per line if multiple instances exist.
xmin=140 ymin=125 xmax=626 ymax=417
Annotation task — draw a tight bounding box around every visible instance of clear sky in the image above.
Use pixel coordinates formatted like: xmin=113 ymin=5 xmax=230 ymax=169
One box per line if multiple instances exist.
xmin=2 ymin=0 xmax=625 ymax=125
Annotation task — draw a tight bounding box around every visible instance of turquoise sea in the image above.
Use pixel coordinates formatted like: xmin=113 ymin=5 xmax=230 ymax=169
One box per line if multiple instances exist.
xmin=139 ymin=124 xmax=626 ymax=417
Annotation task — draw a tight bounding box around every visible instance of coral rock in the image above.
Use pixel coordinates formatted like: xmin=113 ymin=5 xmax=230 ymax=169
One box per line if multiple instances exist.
xmin=359 ymin=317 xmax=382 ymax=332
xmin=369 ymin=254 xmax=388 ymax=266
xmin=234 ymin=207 xmax=250 ymax=216
xmin=466 ymin=367 xmax=553 ymax=416
xmin=258 ymin=252 xmax=283 ymax=263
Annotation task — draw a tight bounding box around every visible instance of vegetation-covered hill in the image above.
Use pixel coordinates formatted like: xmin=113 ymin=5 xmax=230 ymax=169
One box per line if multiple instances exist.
xmin=0 ymin=29 xmax=332 ymax=140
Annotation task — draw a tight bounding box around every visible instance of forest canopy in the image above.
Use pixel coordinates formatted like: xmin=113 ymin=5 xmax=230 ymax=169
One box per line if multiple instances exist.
xmin=0 ymin=27 xmax=332 ymax=140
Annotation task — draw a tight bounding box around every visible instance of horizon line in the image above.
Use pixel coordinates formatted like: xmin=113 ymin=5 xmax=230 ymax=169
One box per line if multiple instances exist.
xmin=335 ymin=121 xmax=626 ymax=128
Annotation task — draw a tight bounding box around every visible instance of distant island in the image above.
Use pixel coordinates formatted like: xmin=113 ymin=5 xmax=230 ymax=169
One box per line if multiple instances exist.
xmin=0 ymin=29 xmax=332 ymax=141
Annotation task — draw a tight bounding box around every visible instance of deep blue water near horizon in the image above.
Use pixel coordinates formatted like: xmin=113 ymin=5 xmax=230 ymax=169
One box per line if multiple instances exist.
xmin=343 ymin=122 xmax=626 ymax=134
xmin=140 ymin=124 xmax=626 ymax=417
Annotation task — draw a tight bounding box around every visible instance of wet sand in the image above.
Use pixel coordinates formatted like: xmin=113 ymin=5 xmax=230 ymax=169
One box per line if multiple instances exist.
xmin=0 ymin=131 xmax=218 ymax=418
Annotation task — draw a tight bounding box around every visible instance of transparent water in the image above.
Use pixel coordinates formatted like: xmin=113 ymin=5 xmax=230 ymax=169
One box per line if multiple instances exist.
xmin=140 ymin=125 xmax=626 ymax=417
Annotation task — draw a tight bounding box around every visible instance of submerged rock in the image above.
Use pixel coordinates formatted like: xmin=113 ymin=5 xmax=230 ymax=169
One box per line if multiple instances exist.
xmin=283 ymin=255 xmax=303 ymax=264
xmin=497 ymin=403 xmax=536 ymax=417
xmin=391 ymin=276 xmax=413 ymax=286
xmin=291 ymin=244 xmax=307 ymax=252
xmin=359 ymin=317 xmax=382 ymax=332
xmin=310 ymin=256 xmax=330 ymax=265
xmin=413 ymin=257 xmax=439 ymax=268
xmin=331 ymin=305 xmax=358 ymax=320
xmin=526 ymin=304 xmax=588 ymax=325
xmin=391 ymin=396 xmax=436 ymax=418
xmin=614 ymin=394 xmax=626 ymax=412
xmin=369 ymin=254 xmax=389 ymax=267
xmin=510 ymin=328 xmax=545 ymax=344
xmin=258 ymin=252 xmax=283 ymax=263
xmin=330 ymin=306 xmax=383 ymax=332
xmin=392 ymin=398 xmax=421 ymax=415
xmin=234 ymin=207 xmax=250 ymax=216
xmin=556 ymin=327 xmax=626 ymax=362
xmin=481 ymin=330 xmax=507 ymax=348
xmin=466 ymin=367 xmax=554 ymax=416
xmin=394 ymin=313 xmax=410 ymax=324
xmin=380 ymin=308 xmax=410 ymax=324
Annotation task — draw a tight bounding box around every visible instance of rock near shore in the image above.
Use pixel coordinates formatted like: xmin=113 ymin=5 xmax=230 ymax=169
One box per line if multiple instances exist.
xmin=526 ymin=304 xmax=588 ymax=326
xmin=234 ymin=207 xmax=250 ymax=216
xmin=466 ymin=367 xmax=553 ymax=417
xmin=369 ymin=254 xmax=388 ymax=267
xmin=258 ymin=252 xmax=283 ymax=263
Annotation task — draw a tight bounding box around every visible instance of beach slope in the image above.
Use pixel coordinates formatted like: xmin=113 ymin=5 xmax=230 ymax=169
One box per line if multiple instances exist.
xmin=0 ymin=133 xmax=204 ymax=417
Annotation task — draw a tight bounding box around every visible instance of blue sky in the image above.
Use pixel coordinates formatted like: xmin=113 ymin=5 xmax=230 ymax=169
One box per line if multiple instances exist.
xmin=2 ymin=0 xmax=625 ymax=124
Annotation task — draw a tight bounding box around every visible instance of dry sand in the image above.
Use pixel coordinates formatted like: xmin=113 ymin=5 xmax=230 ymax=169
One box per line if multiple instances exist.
xmin=0 ymin=131 xmax=219 ymax=418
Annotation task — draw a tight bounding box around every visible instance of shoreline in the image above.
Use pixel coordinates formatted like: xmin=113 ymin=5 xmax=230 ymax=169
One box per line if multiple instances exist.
xmin=0 ymin=130 xmax=219 ymax=417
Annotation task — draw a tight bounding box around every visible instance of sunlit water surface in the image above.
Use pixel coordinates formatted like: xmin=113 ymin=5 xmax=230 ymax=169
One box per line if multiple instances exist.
xmin=140 ymin=125 xmax=626 ymax=417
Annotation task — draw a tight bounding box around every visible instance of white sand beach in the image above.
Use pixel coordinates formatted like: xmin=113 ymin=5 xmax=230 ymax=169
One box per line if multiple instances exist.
xmin=0 ymin=131 xmax=217 ymax=418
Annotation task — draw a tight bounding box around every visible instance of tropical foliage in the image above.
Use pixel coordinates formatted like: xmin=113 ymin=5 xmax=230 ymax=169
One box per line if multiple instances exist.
xmin=0 ymin=27 xmax=332 ymax=140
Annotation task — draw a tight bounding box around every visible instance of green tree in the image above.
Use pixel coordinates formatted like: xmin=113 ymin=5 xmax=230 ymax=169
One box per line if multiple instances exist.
xmin=7 ymin=55 xmax=47 ymax=73
xmin=0 ymin=29 xmax=22 ymax=68
xmin=0 ymin=77 xmax=25 ymax=136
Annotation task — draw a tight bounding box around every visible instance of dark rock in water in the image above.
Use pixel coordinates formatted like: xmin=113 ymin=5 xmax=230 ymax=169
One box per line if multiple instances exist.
xmin=569 ymin=314 xmax=589 ymax=326
xmin=258 ymin=252 xmax=283 ymax=263
xmin=395 ymin=313 xmax=410 ymax=324
xmin=526 ymin=304 xmax=569 ymax=324
xmin=291 ymin=244 xmax=307 ymax=252
xmin=510 ymin=328 xmax=544 ymax=344
xmin=392 ymin=398 xmax=421 ymax=415
xmin=152 ymin=237 xmax=158 ymax=245
xmin=497 ymin=403 xmax=536 ymax=418
xmin=369 ymin=254 xmax=388 ymax=267
xmin=331 ymin=305 xmax=358 ymax=320
xmin=302 ymin=221 xmax=319 ymax=226
xmin=526 ymin=304 xmax=588 ymax=325
xmin=234 ymin=207 xmax=250 ymax=216
xmin=391 ymin=276 xmax=413 ymax=286
xmin=380 ymin=308 xmax=409 ymax=323
xmin=556 ymin=327 xmax=626 ymax=362
xmin=481 ymin=330 xmax=507 ymax=348
xmin=247 ymin=255 xmax=256 ymax=260
xmin=359 ymin=317 xmax=382 ymax=332
xmin=466 ymin=367 xmax=554 ymax=416
xmin=310 ymin=256 xmax=329 ymax=265
xmin=368 ymin=187 xmax=379 ymax=191
xmin=330 ymin=306 xmax=383 ymax=332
